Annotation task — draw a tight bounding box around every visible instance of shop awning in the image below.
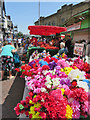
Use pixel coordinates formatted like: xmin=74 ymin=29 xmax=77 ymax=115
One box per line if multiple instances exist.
xmin=28 ymin=25 xmax=67 ymax=36
xmin=73 ymin=10 xmax=89 ymax=18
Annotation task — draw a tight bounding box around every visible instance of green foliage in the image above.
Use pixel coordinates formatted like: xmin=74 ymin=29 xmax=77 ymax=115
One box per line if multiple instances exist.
xmin=15 ymin=32 xmax=23 ymax=38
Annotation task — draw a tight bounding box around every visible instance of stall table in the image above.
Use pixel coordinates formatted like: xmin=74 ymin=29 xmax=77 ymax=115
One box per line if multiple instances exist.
xmin=27 ymin=47 xmax=59 ymax=58
xmin=46 ymin=49 xmax=59 ymax=56
xmin=27 ymin=47 xmax=45 ymax=58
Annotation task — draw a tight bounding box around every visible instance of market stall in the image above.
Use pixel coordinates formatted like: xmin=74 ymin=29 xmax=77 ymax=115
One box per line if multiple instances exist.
xmin=27 ymin=25 xmax=67 ymax=58
xmin=15 ymin=51 xmax=90 ymax=119
xmin=27 ymin=47 xmax=45 ymax=58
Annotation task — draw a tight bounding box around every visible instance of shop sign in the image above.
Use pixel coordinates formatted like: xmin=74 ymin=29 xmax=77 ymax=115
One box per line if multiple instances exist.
xmin=67 ymin=22 xmax=81 ymax=32
xmin=74 ymin=43 xmax=84 ymax=56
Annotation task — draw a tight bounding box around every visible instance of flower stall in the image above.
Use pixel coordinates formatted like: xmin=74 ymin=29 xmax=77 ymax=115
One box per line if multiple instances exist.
xmin=26 ymin=25 xmax=67 ymax=58
xmin=14 ymin=51 xmax=90 ymax=119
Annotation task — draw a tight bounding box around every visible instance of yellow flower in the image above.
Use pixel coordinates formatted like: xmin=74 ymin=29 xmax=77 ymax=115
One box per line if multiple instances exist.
xmin=63 ymin=67 xmax=73 ymax=75
xmin=39 ymin=59 xmax=42 ymax=61
xmin=34 ymin=102 xmax=41 ymax=108
xmin=62 ymin=53 xmax=65 ymax=57
xmin=61 ymin=68 xmax=64 ymax=72
xmin=61 ymin=88 xmax=65 ymax=95
xmin=74 ymin=66 xmax=77 ymax=69
xmin=76 ymin=75 xmax=79 ymax=79
xmin=33 ymin=95 xmax=37 ymax=98
xmin=65 ymin=105 xmax=73 ymax=119
xmin=29 ymin=100 xmax=34 ymax=104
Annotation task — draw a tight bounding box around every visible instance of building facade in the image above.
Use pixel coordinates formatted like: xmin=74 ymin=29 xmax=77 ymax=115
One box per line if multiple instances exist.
xmin=35 ymin=2 xmax=90 ymax=27
xmin=0 ymin=0 xmax=6 ymax=41
xmin=34 ymin=1 xmax=90 ymax=42
xmin=0 ymin=0 xmax=18 ymax=41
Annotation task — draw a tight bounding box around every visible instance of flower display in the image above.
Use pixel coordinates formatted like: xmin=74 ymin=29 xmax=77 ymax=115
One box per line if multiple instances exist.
xmin=14 ymin=51 xmax=90 ymax=119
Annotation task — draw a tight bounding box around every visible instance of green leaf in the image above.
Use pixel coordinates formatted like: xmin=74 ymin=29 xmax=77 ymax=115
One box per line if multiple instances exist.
xmin=19 ymin=104 xmax=24 ymax=110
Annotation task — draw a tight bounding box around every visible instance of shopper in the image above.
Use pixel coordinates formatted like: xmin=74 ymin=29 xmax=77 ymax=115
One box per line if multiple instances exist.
xmin=18 ymin=37 xmax=21 ymax=48
xmin=86 ymin=42 xmax=90 ymax=56
xmin=58 ymin=42 xmax=68 ymax=55
xmin=1 ymin=42 xmax=17 ymax=80
xmin=7 ymin=36 xmax=12 ymax=44
xmin=13 ymin=37 xmax=17 ymax=48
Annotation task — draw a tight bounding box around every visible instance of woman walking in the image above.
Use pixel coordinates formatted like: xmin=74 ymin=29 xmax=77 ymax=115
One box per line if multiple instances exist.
xmin=1 ymin=42 xmax=17 ymax=80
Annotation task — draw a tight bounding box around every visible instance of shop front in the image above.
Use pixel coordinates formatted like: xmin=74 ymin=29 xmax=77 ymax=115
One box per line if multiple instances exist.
xmin=61 ymin=10 xmax=90 ymax=43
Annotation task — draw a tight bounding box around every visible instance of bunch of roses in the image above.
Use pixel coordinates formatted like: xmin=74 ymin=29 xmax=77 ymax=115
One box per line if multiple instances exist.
xmin=64 ymin=87 xmax=89 ymax=117
xmin=26 ymin=75 xmax=47 ymax=94
xmin=73 ymin=57 xmax=90 ymax=72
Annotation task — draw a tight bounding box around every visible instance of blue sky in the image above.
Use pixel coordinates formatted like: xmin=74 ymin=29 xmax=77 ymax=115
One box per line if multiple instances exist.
xmin=5 ymin=1 xmax=80 ymax=34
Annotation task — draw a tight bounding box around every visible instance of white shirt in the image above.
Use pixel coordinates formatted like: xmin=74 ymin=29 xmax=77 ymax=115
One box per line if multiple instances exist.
xmin=18 ymin=38 xmax=21 ymax=43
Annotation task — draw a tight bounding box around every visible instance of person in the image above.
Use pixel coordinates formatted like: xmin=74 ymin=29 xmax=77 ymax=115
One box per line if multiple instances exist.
xmin=13 ymin=37 xmax=17 ymax=48
xmin=18 ymin=37 xmax=22 ymax=48
xmin=25 ymin=38 xmax=30 ymax=53
xmin=86 ymin=42 xmax=90 ymax=56
xmin=30 ymin=37 xmax=37 ymax=47
xmin=58 ymin=42 xmax=68 ymax=55
xmin=65 ymin=36 xmax=72 ymax=51
xmin=1 ymin=42 xmax=17 ymax=80
xmin=7 ymin=36 xmax=12 ymax=44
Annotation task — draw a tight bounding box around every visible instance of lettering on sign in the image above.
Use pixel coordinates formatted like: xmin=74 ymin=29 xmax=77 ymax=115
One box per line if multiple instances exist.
xmin=67 ymin=22 xmax=81 ymax=32
xmin=74 ymin=43 xmax=84 ymax=56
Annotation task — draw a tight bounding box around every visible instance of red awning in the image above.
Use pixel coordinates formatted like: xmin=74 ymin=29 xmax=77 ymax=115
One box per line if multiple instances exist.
xmin=28 ymin=25 xmax=67 ymax=36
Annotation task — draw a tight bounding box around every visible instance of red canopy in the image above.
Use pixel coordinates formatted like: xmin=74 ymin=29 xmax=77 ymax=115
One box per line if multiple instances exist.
xmin=28 ymin=25 xmax=67 ymax=36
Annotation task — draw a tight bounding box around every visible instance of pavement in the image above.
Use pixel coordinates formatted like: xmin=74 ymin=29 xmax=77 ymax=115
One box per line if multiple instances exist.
xmin=0 ymin=46 xmax=26 ymax=120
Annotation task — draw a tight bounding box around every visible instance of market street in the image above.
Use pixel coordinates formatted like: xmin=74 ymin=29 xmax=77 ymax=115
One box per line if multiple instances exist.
xmin=0 ymin=1 xmax=90 ymax=120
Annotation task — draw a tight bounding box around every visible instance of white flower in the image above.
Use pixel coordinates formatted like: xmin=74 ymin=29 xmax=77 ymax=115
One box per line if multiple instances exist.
xmin=41 ymin=98 xmax=44 ymax=102
xmin=77 ymin=81 xmax=89 ymax=92
xmin=25 ymin=76 xmax=27 ymax=81
xmin=68 ymin=69 xmax=85 ymax=81
xmin=52 ymin=78 xmax=60 ymax=87
xmin=47 ymin=84 xmax=51 ymax=88
xmin=41 ymin=87 xmax=47 ymax=92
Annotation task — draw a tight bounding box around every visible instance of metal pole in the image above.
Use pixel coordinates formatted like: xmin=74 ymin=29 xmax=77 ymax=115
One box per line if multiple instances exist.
xmin=39 ymin=0 xmax=40 ymax=25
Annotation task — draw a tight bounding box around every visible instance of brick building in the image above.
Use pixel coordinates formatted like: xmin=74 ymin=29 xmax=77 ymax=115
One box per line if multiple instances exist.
xmin=34 ymin=1 xmax=90 ymax=42
xmin=35 ymin=2 xmax=89 ymax=27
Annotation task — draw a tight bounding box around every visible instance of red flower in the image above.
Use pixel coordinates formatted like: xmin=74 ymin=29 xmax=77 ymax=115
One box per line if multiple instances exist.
xmin=15 ymin=68 xmax=20 ymax=72
xmin=51 ymin=57 xmax=58 ymax=63
xmin=29 ymin=114 xmax=32 ymax=119
xmin=42 ymin=65 xmax=50 ymax=71
xmin=26 ymin=65 xmax=31 ymax=70
xmin=43 ymin=56 xmax=50 ymax=63
xmin=22 ymin=61 xmax=25 ymax=63
xmin=72 ymin=80 xmax=77 ymax=87
xmin=85 ymin=73 xmax=90 ymax=79
xmin=21 ymin=65 xmax=26 ymax=70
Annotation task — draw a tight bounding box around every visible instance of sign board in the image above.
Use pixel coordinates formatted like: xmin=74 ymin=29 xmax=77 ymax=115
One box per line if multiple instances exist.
xmin=74 ymin=43 xmax=84 ymax=56
xmin=67 ymin=22 xmax=81 ymax=32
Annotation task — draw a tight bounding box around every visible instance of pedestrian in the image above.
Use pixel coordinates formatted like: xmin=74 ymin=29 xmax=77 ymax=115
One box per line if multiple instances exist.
xmin=86 ymin=42 xmax=90 ymax=57
xmin=1 ymin=42 xmax=17 ymax=80
xmin=65 ymin=36 xmax=72 ymax=51
xmin=25 ymin=38 xmax=30 ymax=53
xmin=18 ymin=37 xmax=21 ymax=48
xmin=7 ymin=36 xmax=12 ymax=44
xmin=58 ymin=42 xmax=68 ymax=55
xmin=13 ymin=37 xmax=17 ymax=48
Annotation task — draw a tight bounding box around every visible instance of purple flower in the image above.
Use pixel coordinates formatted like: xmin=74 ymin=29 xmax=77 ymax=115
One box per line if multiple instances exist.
xmin=48 ymin=61 xmax=57 ymax=70
xmin=60 ymin=78 xmax=71 ymax=86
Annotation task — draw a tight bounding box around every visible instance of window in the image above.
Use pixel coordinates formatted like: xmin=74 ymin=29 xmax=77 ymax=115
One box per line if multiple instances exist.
xmin=48 ymin=22 xmax=51 ymax=26
xmin=52 ymin=21 xmax=55 ymax=26
xmin=61 ymin=18 xmax=65 ymax=23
